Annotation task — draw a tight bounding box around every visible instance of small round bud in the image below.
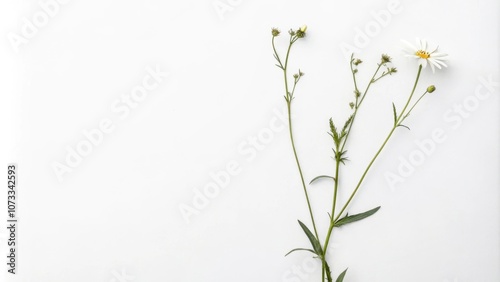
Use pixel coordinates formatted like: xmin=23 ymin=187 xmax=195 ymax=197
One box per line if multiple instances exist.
xmin=296 ymin=25 xmax=307 ymax=38
xmin=349 ymin=102 xmax=355 ymax=109
xmin=353 ymin=59 xmax=363 ymax=66
xmin=427 ymin=85 xmax=436 ymax=93
xmin=293 ymin=74 xmax=299 ymax=79
xmin=271 ymin=28 xmax=280 ymax=37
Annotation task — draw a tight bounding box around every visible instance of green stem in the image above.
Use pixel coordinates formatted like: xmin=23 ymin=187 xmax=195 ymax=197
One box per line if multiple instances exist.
xmin=322 ymin=62 xmax=384 ymax=255
xmin=322 ymin=152 xmax=341 ymax=255
xmin=286 ymin=102 xmax=320 ymax=239
xmin=272 ymin=38 xmax=283 ymax=69
xmin=281 ymin=35 xmax=320 ymax=240
xmin=396 ymin=65 xmax=423 ymax=123
xmin=333 ymin=65 xmax=423 ymax=223
xmin=371 ymin=70 xmax=393 ymax=83
xmin=351 ymin=55 xmax=361 ymax=96
xmin=400 ymin=90 xmax=428 ymax=123
xmin=322 ymin=261 xmax=325 ymax=282
xmin=340 ymin=63 xmax=383 ymax=152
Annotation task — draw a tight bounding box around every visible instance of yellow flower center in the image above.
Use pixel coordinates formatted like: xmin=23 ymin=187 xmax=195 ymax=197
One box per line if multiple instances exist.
xmin=416 ymin=50 xmax=430 ymax=59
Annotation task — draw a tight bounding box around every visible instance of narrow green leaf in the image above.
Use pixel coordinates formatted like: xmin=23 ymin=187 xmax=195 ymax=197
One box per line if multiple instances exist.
xmin=339 ymin=131 xmax=347 ymax=140
xmin=329 ymin=118 xmax=337 ymax=134
xmin=297 ymin=220 xmax=323 ymax=256
xmin=341 ymin=114 xmax=354 ymax=135
xmin=334 ymin=206 xmax=381 ymax=228
xmin=336 ymin=268 xmax=348 ymax=282
xmin=339 ymin=157 xmax=349 ymax=165
xmin=285 ymin=248 xmax=316 ymax=257
xmin=329 ymin=118 xmax=340 ymax=146
xmin=309 ymin=175 xmax=335 ymax=184
xmin=398 ymin=124 xmax=410 ymax=130
xmin=392 ymin=102 xmax=397 ymax=126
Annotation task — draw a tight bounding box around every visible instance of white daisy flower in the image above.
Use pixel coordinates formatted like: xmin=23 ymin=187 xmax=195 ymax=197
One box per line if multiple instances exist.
xmin=402 ymin=38 xmax=448 ymax=73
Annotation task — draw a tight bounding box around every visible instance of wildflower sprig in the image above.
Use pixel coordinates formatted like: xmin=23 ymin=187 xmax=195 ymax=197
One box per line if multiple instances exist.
xmin=272 ymin=27 xmax=447 ymax=282
xmin=271 ymin=24 xmax=321 ymax=245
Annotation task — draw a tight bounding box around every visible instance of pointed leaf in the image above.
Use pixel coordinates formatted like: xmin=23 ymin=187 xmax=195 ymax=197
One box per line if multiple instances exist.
xmin=341 ymin=114 xmax=354 ymax=135
xmin=309 ymin=175 xmax=336 ymax=184
xmin=329 ymin=118 xmax=340 ymax=146
xmin=298 ymin=220 xmax=323 ymax=256
xmin=392 ymin=102 xmax=397 ymax=126
xmin=334 ymin=206 xmax=381 ymax=228
xmin=285 ymin=248 xmax=316 ymax=257
xmin=397 ymin=124 xmax=410 ymax=130
xmin=336 ymin=268 xmax=348 ymax=282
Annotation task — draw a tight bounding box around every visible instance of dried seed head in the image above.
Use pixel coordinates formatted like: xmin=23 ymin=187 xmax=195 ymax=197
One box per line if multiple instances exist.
xmin=381 ymin=54 xmax=392 ymax=64
xmin=271 ymin=28 xmax=280 ymax=37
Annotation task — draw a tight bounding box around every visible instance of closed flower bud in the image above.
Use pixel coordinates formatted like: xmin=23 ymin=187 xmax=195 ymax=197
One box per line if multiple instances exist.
xmin=381 ymin=54 xmax=392 ymax=64
xmin=427 ymin=85 xmax=436 ymax=93
xmin=296 ymin=25 xmax=307 ymax=38
xmin=271 ymin=28 xmax=280 ymax=37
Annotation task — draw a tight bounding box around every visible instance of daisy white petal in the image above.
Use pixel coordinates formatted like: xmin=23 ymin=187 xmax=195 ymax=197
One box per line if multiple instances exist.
xmin=430 ymin=52 xmax=448 ymax=59
xmin=419 ymin=58 xmax=428 ymax=68
xmin=401 ymin=40 xmax=417 ymax=54
xmin=429 ymin=59 xmax=443 ymax=69
xmin=429 ymin=61 xmax=436 ymax=73
xmin=432 ymin=59 xmax=447 ymax=67
xmin=402 ymin=40 xmax=416 ymax=49
xmin=429 ymin=60 xmax=443 ymax=73
xmin=401 ymin=38 xmax=448 ymax=73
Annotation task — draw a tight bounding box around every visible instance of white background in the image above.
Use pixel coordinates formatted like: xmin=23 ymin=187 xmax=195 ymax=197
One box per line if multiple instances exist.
xmin=1 ymin=0 xmax=499 ymax=281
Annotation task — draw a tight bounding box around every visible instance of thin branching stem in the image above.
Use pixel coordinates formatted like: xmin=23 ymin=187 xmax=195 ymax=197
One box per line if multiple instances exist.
xmin=277 ymin=34 xmax=320 ymax=242
xmin=322 ymin=59 xmax=385 ymax=255
xmin=401 ymin=90 xmax=428 ymax=123
xmin=333 ymin=65 xmax=423 ymax=223
xmin=340 ymin=63 xmax=383 ymax=153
